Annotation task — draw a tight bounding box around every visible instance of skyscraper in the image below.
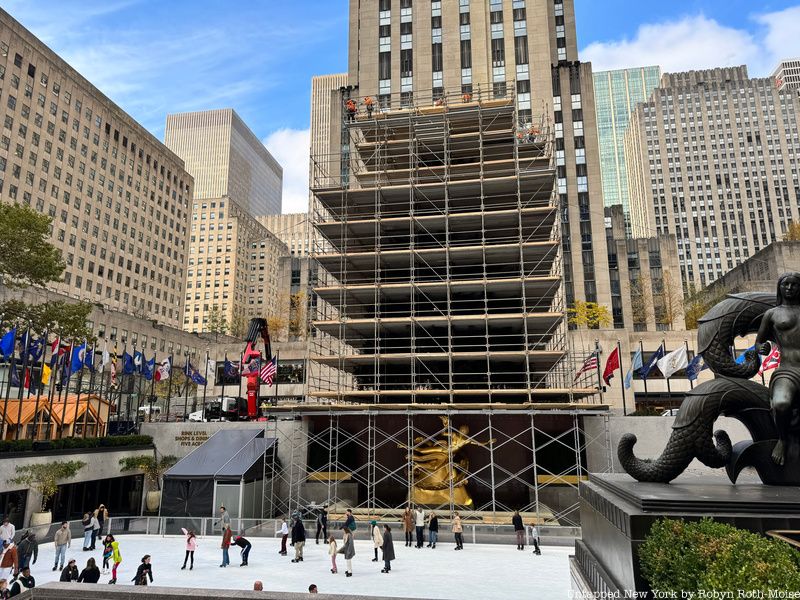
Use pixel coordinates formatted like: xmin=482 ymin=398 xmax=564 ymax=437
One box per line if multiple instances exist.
xmin=0 ymin=8 xmax=192 ymax=329
xmin=164 ymin=109 xmax=283 ymax=216
xmin=625 ymin=66 xmax=800 ymax=290
xmin=772 ymin=58 xmax=800 ymax=91
xmin=593 ymin=66 xmax=661 ymax=227
xmin=309 ymin=74 xmax=347 ymax=201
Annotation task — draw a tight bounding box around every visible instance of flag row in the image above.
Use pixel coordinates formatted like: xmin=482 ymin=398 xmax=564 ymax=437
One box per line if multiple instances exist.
xmin=575 ymin=342 xmax=782 ymax=389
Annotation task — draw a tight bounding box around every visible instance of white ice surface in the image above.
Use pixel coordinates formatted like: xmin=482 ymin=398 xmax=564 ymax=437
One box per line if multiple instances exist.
xmin=30 ymin=534 xmax=572 ymax=599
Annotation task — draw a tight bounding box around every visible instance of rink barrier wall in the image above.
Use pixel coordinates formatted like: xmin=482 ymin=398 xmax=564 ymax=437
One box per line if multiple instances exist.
xmin=20 ymin=582 xmax=423 ymax=600
xmin=104 ymin=516 xmax=578 ymax=547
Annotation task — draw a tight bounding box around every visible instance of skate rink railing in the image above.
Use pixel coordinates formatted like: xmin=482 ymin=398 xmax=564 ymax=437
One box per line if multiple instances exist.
xmin=104 ymin=516 xmax=577 ymax=547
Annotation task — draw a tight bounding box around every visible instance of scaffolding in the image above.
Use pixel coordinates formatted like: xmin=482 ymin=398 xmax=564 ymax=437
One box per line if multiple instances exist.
xmin=261 ymin=82 xmax=611 ymax=525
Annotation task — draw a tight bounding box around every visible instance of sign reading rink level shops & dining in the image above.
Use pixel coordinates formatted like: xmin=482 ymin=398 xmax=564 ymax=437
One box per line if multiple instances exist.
xmin=174 ymin=430 xmax=210 ymax=447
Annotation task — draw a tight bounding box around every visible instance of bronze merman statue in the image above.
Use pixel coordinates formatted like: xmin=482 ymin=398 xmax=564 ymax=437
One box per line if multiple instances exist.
xmin=756 ymin=272 xmax=800 ymax=465
xmin=617 ymin=273 xmax=800 ymax=485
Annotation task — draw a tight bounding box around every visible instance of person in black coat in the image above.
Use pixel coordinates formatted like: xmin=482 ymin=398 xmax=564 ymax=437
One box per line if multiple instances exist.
xmin=16 ymin=533 xmax=37 ymax=570
xmin=380 ymin=525 xmax=395 ymax=574
xmin=132 ymin=555 xmax=153 ymax=586
xmin=315 ymin=505 xmax=328 ymax=545
xmin=233 ymin=535 xmax=252 ymax=566
xmin=77 ymin=557 xmax=100 ymax=583
xmin=512 ymin=510 xmax=525 ymax=550
xmin=59 ymin=559 xmax=79 ymax=582
xmin=8 ymin=567 xmax=34 ymax=597
xmin=290 ymin=516 xmax=306 ymax=563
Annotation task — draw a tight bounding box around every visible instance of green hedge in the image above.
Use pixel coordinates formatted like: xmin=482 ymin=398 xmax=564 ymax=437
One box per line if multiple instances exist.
xmin=0 ymin=434 xmax=152 ymax=454
xmin=640 ymin=518 xmax=800 ymax=593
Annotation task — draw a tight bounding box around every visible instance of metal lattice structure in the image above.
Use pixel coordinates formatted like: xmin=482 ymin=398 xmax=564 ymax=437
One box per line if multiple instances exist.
xmin=260 ymin=84 xmax=610 ymax=525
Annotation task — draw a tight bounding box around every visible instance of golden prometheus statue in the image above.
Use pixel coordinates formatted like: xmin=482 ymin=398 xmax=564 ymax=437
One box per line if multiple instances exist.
xmin=398 ymin=416 xmax=495 ymax=506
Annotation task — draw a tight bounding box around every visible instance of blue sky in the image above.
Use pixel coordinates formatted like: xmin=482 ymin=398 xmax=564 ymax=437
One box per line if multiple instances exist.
xmin=6 ymin=0 xmax=800 ymax=212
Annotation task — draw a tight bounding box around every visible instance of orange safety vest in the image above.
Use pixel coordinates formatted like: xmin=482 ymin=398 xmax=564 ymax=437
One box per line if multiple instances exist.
xmin=346 ymin=100 xmax=356 ymax=112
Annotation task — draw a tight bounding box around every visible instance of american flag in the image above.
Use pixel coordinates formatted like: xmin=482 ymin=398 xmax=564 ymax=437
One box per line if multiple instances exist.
xmin=574 ymin=352 xmax=599 ymax=383
xmin=260 ymin=356 xmax=277 ymax=386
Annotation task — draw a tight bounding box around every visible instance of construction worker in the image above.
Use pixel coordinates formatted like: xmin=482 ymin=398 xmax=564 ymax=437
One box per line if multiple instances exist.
xmin=462 ymin=92 xmax=472 ymax=103
xmin=364 ymin=96 xmax=375 ymax=117
xmin=345 ymin=98 xmax=357 ymax=122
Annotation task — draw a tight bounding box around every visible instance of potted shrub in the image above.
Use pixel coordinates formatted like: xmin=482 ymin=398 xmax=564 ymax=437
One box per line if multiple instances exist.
xmin=119 ymin=453 xmax=177 ymax=512
xmin=9 ymin=460 xmax=86 ymax=526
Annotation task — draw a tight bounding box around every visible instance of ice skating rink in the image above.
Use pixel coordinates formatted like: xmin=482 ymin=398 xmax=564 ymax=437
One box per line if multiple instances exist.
xmin=32 ymin=535 xmax=572 ymax=598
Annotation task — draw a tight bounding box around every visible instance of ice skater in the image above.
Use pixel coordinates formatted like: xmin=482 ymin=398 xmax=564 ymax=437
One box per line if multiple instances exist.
xmin=452 ymin=512 xmax=464 ymax=550
xmin=59 ymin=559 xmax=78 ymax=582
xmin=531 ymin=525 xmax=541 ymax=555
xmin=221 ymin=525 xmax=232 ymax=567
xmin=108 ymin=535 xmax=121 ymax=584
xmin=132 ymin=555 xmax=153 ymax=586
xmin=234 ymin=535 xmax=251 ymax=566
xmin=344 ymin=509 xmax=356 ymax=538
xmin=101 ymin=534 xmax=113 ymax=574
xmin=380 ymin=524 xmax=395 ymax=573
xmin=370 ymin=520 xmax=382 ymax=562
xmin=0 ymin=540 xmax=17 ymax=581
xmin=315 ymin=505 xmax=328 ymax=544
xmin=17 ymin=532 xmax=37 ymax=570
xmin=414 ymin=506 xmax=425 ymax=548
xmin=427 ymin=513 xmax=438 ymax=548
xmin=181 ymin=528 xmax=196 ymax=570
xmin=402 ymin=507 xmax=413 ymax=547
xmin=53 ymin=522 xmax=71 ymax=571
xmin=328 ymin=536 xmax=338 ymax=574
xmin=277 ymin=519 xmax=289 ymax=556
xmin=338 ymin=526 xmax=355 ymax=578
xmin=81 ymin=513 xmax=93 ymax=551
xmin=512 ymin=510 xmax=525 ymax=550
xmin=291 ymin=515 xmax=306 ymax=563
xmin=78 ymin=557 xmax=100 ymax=583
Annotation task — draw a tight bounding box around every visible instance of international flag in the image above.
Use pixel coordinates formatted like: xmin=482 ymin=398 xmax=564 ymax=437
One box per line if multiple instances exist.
xmin=49 ymin=337 xmax=60 ymax=368
xmin=206 ymin=358 xmax=216 ymax=387
xmin=241 ymin=358 xmax=260 ymax=376
xmin=101 ymin=343 xmax=110 ymax=371
xmin=70 ymin=343 xmax=86 ymax=376
xmin=41 ymin=363 xmax=52 ymax=386
xmin=142 ymin=356 xmax=156 ymax=381
xmin=123 ymin=352 xmax=135 ymax=375
xmin=640 ymin=346 xmax=665 ymax=380
xmin=602 ymin=347 xmax=620 ymax=386
xmin=686 ymin=354 xmax=707 ymax=382
xmin=574 ymin=352 xmax=599 ymax=383
xmin=624 ymin=349 xmax=643 ymax=390
xmin=0 ymin=328 xmax=16 ymax=361
xmin=155 ymin=357 xmax=171 ymax=382
xmin=184 ymin=362 xmax=206 ymax=386
xmin=224 ymin=359 xmax=239 ymax=377
xmin=9 ymin=359 xmax=19 ymax=387
xmin=657 ymin=345 xmax=689 ymax=379
xmin=759 ymin=344 xmax=781 ymax=375
xmin=84 ymin=345 xmax=95 ymax=371
xmin=133 ymin=350 xmax=144 ymax=374
xmin=27 ymin=337 xmax=43 ymax=362
xmin=260 ymin=356 xmax=277 ymax=386
xmin=735 ymin=345 xmax=756 ymax=365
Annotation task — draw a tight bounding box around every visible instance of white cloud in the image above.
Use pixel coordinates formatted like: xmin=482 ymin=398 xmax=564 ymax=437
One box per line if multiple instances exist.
xmin=581 ymin=7 xmax=800 ymax=77
xmin=263 ymin=128 xmax=311 ymax=215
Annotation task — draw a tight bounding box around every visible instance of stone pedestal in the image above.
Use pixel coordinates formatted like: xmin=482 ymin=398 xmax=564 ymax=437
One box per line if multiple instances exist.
xmin=571 ymin=473 xmax=800 ymax=595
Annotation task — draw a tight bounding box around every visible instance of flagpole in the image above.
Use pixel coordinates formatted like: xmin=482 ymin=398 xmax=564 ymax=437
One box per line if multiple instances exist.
xmin=223 ymin=352 xmax=228 ymax=402
xmin=44 ymin=335 xmax=58 ymax=440
xmin=59 ymin=342 xmax=75 ymax=439
xmin=1 ymin=326 xmax=17 ymax=440
xmin=684 ymin=340 xmax=694 ymax=390
xmin=184 ymin=353 xmax=190 ymax=419
xmin=13 ymin=324 xmax=33 ymax=440
xmin=662 ymin=339 xmax=671 ymax=398
xmin=82 ymin=342 xmax=96 ymax=438
xmin=592 ymin=338 xmax=603 ymax=404
xmin=202 ymin=350 xmax=209 ymax=421
xmin=72 ymin=340 xmax=87 ymax=438
xmin=149 ymin=354 xmax=156 ymax=420
xmin=165 ymin=354 xmax=174 ymax=423
xmin=238 ymin=351 xmax=244 ymax=399
xmin=32 ymin=329 xmax=47 ymax=440
xmin=273 ymin=349 xmax=280 ymax=407
xmin=98 ymin=342 xmax=107 ymax=436
xmin=617 ymin=340 xmax=627 ymax=416
xmin=639 ymin=339 xmax=648 ymax=401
